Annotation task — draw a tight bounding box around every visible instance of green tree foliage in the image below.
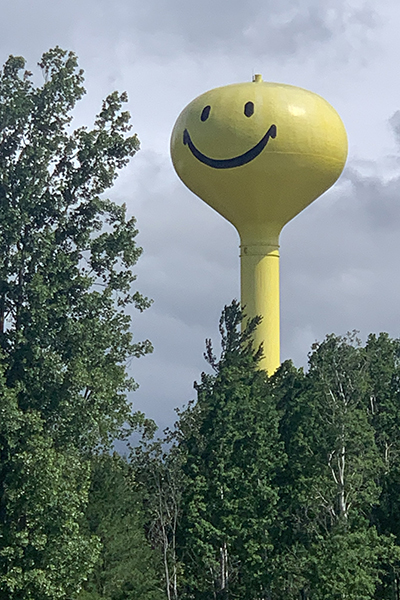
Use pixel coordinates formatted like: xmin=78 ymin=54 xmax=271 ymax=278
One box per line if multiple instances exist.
xmin=130 ymin=423 xmax=184 ymax=600
xmin=0 ymin=48 xmax=152 ymax=598
xmin=152 ymin=311 xmax=400 ymax=600
xmin=175 ymin=301 xmax=284 ymax=600
xmin=0 ymin=364 xmax=97 ymax=599
xmin=273 ymin=333 xmax=400 ymax=600
xmin=365 ymin=333 xmax=400 ymax=597
xmin=278 ymin=334 xmax=380 ymax=532
xmin=78 ymin=454 xmax=164 ymax=600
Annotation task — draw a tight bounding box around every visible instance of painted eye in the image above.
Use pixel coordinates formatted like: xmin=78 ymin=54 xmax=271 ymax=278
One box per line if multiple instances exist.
xmin=201 ymin=105 xmax=211 ymax=121
xmin=244 ymin=101 xmax=254 ymax=117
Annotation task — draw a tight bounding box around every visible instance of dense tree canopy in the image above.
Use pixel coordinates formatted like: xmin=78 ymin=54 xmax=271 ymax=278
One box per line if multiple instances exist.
xmin=0 ymin=47 xmax=151 ymax=452
xmin=78 ymin=454 xmax=163 ymax=600
xmin=134 ymin=306 xmax=400 ymax=600
xmin=174 ymin=302 xmax=283 ymax=599
xmin=272 ymin=334 xmax=399 ymax=600
xmin=0 ymin=47 xmax=152 ymax=599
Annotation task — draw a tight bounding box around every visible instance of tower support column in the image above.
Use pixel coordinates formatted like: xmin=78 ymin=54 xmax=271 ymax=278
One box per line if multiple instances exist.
xmin=240 ymin=239 xmax=280 ymax=374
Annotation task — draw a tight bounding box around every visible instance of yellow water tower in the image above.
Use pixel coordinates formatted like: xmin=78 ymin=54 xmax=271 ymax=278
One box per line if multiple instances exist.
xmin=170 ymin=75 xmax=348 ymax=374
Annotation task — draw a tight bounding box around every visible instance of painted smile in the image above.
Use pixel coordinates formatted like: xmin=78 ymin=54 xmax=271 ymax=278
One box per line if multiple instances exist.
xmin=183 ymin=124 xmax=277 ymax=169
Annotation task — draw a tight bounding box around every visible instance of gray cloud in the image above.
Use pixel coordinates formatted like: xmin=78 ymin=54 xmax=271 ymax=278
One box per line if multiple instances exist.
xmin=124 ymin=0 xmax=378 ymax=60
xmin=280 ymin=158 xmax=400 ymax=368
xmin=0 ymin=0 xmax=379 ymax=68
xmin=389 ymin=110 xmax=400 ymax=147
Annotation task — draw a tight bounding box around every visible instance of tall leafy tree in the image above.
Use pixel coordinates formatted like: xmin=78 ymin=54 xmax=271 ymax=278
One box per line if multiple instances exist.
xmin=78 ymin=453 xmax=164 ymax=600
xmin=273 ymin=334 xmax=400 ymax=600
xmin=365 ymin=333 xmax=400 ymax=597
xmin=175 ymin=301 xmax=284 ymax=600
xmin=0 ymin=362 xmax=97 ymax=599
xmin=130 ymin=425 xmax=184 ymax=600
xmin=0 ymin=48 xmax=151 ymax=598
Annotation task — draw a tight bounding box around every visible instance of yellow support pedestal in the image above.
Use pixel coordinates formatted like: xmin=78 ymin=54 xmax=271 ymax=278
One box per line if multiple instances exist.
xmin=240 ymin=239 xmax=280 ymax=374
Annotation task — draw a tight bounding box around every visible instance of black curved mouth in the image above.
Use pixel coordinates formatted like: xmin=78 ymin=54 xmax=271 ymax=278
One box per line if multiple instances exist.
xmin=183 ymin=124 xmax=277 ymax=169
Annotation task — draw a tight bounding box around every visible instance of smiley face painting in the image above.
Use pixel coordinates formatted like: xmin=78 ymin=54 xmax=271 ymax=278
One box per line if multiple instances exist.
xmin=170 ymin=75 xmax=348 ymax=241
xmin=170 ymin=76 xmax=348 ymax=374
xmin=183 ymin=117 xmax=277 ymax=169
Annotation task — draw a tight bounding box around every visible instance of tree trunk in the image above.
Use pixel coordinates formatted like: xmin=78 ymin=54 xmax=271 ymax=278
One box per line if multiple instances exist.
xmin=220 ymin=541 xmax=228 ymax=596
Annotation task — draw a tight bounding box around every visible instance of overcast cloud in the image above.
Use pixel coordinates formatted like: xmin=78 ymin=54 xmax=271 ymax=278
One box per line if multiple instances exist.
xmin=1 ymin=0 xmax=400 ymax=430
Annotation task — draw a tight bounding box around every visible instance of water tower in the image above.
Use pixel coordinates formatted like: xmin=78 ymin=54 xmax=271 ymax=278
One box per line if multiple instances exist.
xmin=170 ymin=75 xmax=348 ymax=374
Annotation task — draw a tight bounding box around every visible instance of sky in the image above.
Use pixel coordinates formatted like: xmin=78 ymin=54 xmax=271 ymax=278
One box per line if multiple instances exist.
xmin=1 ymin=0 xmax=400 ymax=431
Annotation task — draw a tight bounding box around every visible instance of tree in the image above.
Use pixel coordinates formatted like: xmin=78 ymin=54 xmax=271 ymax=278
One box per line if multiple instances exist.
xmin=175 ymin=301 xmax=284 ymax=600
xmin=292 ymin=334 xmax=379 ymax=527
xmin=0 ymin=363 xmax=98 ymax=599
xmin=0 ymin=48 xmax=151 ymax=598
xmin=273 ymin=334 xmax=400 ymax=600
xmin=365 ymin=333 xmax=400 ymax=597
xmin=78 ymin=453 xmax=164 ymax=600
xmin=130 ymin=424 xmax=184 ymax=600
